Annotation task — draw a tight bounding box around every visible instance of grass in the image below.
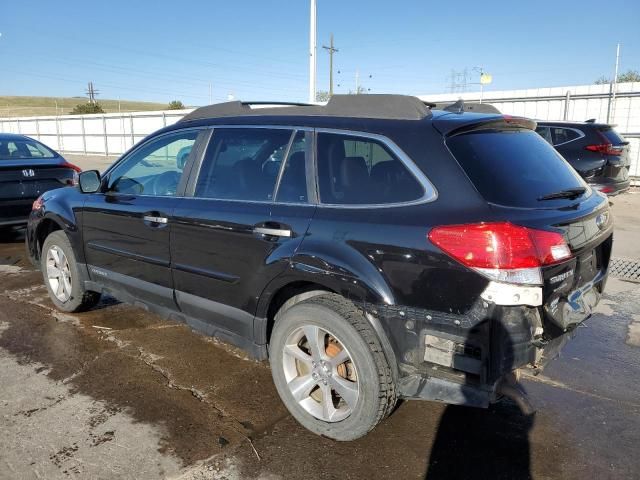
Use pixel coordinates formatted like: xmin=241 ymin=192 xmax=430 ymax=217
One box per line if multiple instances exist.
xmin=0 ymin=96 xmax=176 ymax=118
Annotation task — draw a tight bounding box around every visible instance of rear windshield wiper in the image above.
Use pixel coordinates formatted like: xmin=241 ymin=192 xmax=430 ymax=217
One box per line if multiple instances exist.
xmin=537 ymin=187 xmax=586 ymax=201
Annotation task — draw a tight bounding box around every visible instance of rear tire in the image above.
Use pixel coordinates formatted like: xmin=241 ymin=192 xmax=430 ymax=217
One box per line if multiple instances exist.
xmin=41 ymin=231 xmax=100 ymax=312
xmin=269 ymin=293 xmax=397 ymax=440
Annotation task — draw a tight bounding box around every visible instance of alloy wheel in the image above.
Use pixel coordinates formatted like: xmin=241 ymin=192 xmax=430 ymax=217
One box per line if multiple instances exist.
xmin=282 ymin=325 xmax=359 ymax=422
xmin=46 ymin=245 xmax=72 ymax=302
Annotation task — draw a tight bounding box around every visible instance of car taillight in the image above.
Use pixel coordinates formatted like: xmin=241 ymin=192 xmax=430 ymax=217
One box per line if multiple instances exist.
xmin=61 ymin=161 xmax=82 ymax=173
xmin=428 ymin=222 xmax=572 ymax=285
xmin=32 ymin=196 xmax=44 ymax=211
xmin=586 ymin=130 xmax=624 ymax=156
xmin=585 ymin=143 xmax=623 ymax=156
xmin=61 ymin=161 xmax=81 ymax=185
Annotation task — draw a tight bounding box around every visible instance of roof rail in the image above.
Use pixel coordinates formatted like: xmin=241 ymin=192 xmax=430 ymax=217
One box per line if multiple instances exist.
xmin=241 ymin=101 xmax=315 ymax=107
xmin=179 ymin=94 xmax=432 ymax=123
xmin=585 ymin=118 xmax=597 ymax=123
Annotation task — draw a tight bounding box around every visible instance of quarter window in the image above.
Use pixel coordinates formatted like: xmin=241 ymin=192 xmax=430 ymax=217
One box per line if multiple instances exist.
xmin=107 ymin=130 xmax=198 ymax=196
xmin=195 ymin=128 xmax=293 ymax=201
xmin=316 ymin=132 xmax=424 ymax=205
xmin=551 ymin=127 xmax=580 ymax=145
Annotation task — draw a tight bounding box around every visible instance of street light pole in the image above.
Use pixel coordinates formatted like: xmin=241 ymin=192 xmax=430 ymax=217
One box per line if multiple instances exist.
xmin=309 ymin=0 xmax=317 ymax=103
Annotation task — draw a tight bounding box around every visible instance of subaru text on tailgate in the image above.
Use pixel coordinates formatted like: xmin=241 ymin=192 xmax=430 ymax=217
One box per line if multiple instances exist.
xmin=26 ymin=95 xmax=613 ymax=440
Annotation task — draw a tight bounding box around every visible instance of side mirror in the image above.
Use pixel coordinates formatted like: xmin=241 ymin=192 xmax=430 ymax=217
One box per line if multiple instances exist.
xmin=78 ymin=170 xmax=101 ymax=193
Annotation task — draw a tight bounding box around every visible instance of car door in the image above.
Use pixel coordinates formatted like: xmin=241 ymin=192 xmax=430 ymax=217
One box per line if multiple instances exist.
xmin=82 ymin=128 xmax=203 ymax=309
xmin=171 ymin=126 xmax=316 ymax=339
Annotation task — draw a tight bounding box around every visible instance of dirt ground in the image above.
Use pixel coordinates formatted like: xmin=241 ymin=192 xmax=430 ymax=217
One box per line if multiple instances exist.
xmin=1 ymin=192 xmax=639 ymax=480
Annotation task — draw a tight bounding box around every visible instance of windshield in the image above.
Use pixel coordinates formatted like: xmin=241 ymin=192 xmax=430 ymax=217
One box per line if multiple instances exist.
xmin=447 ymin=129 xmax=589 ymax=208
xmin=0 ymin=138 xmax=57 ymax=160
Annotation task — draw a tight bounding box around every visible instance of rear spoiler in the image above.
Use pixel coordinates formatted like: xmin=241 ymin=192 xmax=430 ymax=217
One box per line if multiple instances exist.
xmin=433 ymin=114 xmax=537 ymax=136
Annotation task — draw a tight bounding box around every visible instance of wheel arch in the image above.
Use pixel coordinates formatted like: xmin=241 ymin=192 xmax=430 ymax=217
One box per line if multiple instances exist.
xmin=258 ymin=278 xmax=399 ymax=382
xmin=35 ymin=217 xmax=65 ymax=260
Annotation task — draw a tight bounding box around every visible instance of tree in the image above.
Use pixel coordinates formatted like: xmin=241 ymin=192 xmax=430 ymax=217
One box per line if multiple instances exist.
xmin=348 ymin=85 xmax=369 ymax=95
xmin=315 ymin=90 xmax=330 ymax=102
xmin=69 ymin=102 xmax=105 ymax=114
xmin=594 ymin=69 xmax=640 ymax=84
xmin=167 ymin=100 xmax=185 ymax=110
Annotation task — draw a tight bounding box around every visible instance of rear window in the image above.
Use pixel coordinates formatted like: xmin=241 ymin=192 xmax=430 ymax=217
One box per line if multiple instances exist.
xmin=598 ymin=127 xmax=626 ymax=145
xmin=0 ymin=138 xmax=56 ymax=160
xmin=447 ymin=129 xmax=587 ymax=208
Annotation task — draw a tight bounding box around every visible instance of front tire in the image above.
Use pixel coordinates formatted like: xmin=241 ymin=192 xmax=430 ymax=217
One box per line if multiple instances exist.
xmin=41 ymin=231 xmax=100 ymax=312
xmin=269 ymin=293 xmax=397 ymax=441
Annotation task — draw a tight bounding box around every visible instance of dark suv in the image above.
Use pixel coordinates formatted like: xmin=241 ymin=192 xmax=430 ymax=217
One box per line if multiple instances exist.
xmin=27 ymin=95 xmax=613 ymax=440
xmin=536 ymin=120 xmax=630 ymax=195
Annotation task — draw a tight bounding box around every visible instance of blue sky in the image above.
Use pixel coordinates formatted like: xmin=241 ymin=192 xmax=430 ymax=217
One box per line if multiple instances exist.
xmin=1 ymin=0 xmax=639 ymax=105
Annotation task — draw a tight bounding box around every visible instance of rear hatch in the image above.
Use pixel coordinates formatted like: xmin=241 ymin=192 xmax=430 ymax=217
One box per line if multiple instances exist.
xmin=441 ymin=116 xmax=612 ymax=334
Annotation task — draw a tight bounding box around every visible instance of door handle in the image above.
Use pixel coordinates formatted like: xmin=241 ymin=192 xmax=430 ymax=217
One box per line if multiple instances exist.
xmin=253 ymin=227 xmax=292 ymax=238
xmin=143 ymin=215 xmax=168 ymax=224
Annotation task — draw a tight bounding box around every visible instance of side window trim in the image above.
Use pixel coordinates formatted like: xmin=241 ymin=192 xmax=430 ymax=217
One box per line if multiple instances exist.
xmin=182 ymin=124 xmax=437 ymax=208
xmin=314 ymin=128 xmax=438 ymax=209
xmin=186 ymin=125 xmax=313 ymax=205
xmin=178 ymin=129 xmax=213 ymax=197
xmin=271 ymin=130 xmax=297 ymax=201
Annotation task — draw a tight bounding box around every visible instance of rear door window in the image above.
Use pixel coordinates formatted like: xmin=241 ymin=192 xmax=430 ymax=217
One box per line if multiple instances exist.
xmin=447 ymin=129 xmax=588 ymax=208
xmin=316 ymin=132 xmax=424 ymax=205
xmin=195 ymin=128 xmax=293 ymax=201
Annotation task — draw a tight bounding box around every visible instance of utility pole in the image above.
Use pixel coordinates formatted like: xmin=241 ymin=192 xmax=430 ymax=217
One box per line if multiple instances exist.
xmin=309 ymin=0 xmax=317 ymax=103
xmin=355 ymin=69 xmax=360 ymax=94
xmin=322 ymin=33 xmax=338 ymax=96
xmin=86 ymin=81 xmax=99 ymax=104
xmin=607 ymin=43 xmax=621 ymax=123
xmin=209 ymin=83 xmax=213 ymax=104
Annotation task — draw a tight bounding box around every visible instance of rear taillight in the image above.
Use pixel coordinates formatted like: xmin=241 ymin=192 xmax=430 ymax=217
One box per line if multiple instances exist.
xmin=61 ymin=161 xmax=81 ymax=186
xmin=586 ymin=130 xmax=625 ymax=156
xmin=585 ymin=143 xmax=623 ymax=156
xmin=594 ymin=185 xmax=614 ymax=194
xmin=32 ymin=196 xmax=44 ymax=211
xmin=428 ymin=222 xmax=572 ymax=285
xmin=61 ymin=161 xmax=82 ymax=173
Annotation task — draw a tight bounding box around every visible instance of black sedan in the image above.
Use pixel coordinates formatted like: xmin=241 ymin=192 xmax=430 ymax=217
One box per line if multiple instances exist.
xmin=0 ymin=133 xmax=81 ymax=229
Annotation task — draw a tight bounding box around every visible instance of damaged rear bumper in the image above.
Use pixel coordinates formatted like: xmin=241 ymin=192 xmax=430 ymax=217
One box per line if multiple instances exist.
xmin=368 ymin=269 xmax=608 ymax=409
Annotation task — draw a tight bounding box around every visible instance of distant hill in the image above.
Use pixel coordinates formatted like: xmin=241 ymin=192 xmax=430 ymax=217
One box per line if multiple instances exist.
xmin=0 ymin=96 xmax=178 ymax=117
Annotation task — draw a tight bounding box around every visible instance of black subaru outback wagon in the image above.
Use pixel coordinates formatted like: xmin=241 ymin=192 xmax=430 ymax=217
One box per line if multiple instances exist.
xmin=27 ymin=95 xmax=613 ymax=440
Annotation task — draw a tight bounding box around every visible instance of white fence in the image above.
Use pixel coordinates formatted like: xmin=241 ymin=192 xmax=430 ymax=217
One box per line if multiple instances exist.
xmin=0 ymin=109 xmax=193 ymax=157
xmin=1 ymin=82 xmax=639 ymax=179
